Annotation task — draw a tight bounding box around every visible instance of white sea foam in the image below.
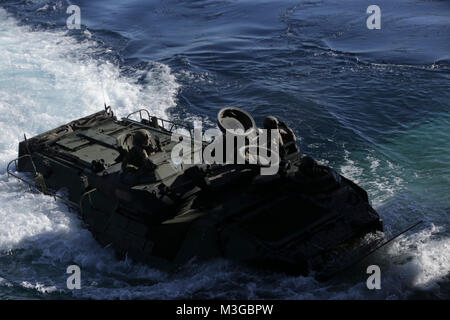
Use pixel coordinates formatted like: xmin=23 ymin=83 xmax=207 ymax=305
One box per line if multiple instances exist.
xmin=339 ymin=149 xmax=363 ymax=184
xmin=339 ymin=149 xmax=407 ymax=207
xmin=387 ymin=225 xmax=450 ymax=289
xmin=21 ymin=281 xmax=58 ymax=294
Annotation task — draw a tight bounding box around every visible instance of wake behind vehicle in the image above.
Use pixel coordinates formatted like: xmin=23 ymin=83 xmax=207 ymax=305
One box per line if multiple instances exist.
xmin=9 ymin=106 xmax=388 ymax=279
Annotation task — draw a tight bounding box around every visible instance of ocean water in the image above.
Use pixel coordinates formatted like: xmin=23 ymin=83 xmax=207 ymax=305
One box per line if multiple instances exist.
xmin=0 ymin=0 xmax=448 ymax=299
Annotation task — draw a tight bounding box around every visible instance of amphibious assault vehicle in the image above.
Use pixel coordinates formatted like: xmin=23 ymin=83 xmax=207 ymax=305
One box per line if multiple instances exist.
xmin=8 ymin=106 xmax=387 ymax=279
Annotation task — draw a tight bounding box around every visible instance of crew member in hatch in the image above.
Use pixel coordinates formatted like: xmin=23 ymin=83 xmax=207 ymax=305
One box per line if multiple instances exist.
xmin=122 ymin=129 xmax=157 ymax=172
xmin=262 ymin=116 xmax=297 ymax=155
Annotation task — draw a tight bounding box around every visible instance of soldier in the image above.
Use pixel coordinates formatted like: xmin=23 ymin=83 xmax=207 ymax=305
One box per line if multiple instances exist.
xmin=122 ymin=129 xmax=157 ymax=173
xmin=263 ymin=116 xmax=297 ymax=154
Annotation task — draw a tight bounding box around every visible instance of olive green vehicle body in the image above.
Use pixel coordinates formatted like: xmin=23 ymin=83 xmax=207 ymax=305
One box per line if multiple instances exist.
xmin=13 ymin=108 xmax=383 ymax=277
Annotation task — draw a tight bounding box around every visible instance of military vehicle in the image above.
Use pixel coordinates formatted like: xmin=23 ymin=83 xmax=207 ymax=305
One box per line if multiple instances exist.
xmin=8 ymin=106 xmax=394 ymax=279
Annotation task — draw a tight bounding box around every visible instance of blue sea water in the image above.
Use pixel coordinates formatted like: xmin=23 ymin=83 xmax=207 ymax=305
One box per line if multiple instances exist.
xmin=0 ymin=0 xmax=448 ymax=299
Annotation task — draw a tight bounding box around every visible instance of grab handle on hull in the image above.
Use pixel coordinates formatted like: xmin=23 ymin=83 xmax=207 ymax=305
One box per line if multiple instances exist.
xmin=79 ymin=188 xmax=98 ymax=218
xmin=7 ymin=155 xmax=79 ymax=209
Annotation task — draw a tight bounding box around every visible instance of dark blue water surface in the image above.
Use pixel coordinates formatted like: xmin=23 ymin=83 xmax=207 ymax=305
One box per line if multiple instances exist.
xmin=0 ymin=0 xmax=448 ymax=299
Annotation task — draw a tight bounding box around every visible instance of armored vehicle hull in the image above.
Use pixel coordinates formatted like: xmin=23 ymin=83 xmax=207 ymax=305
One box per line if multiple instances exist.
xmin=10 ymin=107 xmax=384 ymax=278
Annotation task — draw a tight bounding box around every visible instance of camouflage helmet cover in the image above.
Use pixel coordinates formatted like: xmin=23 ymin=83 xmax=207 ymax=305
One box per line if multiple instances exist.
xmin=133 ymin=129 xmax=151 ymax=146
xmin=263 ymin=116 xmax=278 ymax=129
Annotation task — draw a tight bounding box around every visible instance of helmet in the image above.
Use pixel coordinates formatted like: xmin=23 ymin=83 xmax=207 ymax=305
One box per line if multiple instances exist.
xmin=133 ymin=129 xmax=151 ymax=146
xmin=263 ymin=116 xmax=278 ymax=129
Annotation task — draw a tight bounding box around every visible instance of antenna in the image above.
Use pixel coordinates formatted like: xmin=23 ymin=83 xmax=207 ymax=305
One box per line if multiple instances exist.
xmin=97 ymin=65 xmax=110 ymax=109
xmin=100 ymin=76 xmax=108 ymax=109
xmin=6 ymin=51 xmax=19 ymax=99
xmin=7 ymin=50 xmax=27 ymax=149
